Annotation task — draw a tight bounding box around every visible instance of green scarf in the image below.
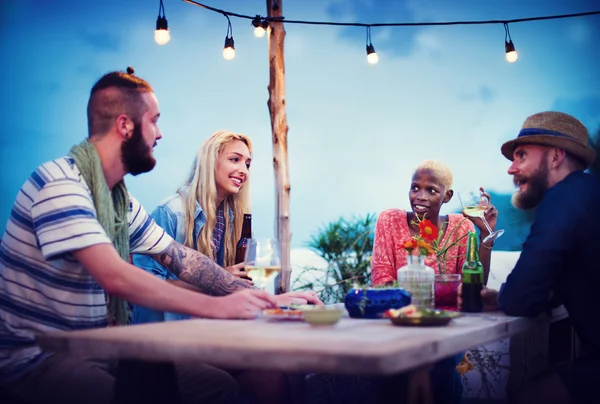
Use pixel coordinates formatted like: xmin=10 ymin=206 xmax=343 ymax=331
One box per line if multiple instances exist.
xmin=69 ymin=139 xmax=131 ymax=326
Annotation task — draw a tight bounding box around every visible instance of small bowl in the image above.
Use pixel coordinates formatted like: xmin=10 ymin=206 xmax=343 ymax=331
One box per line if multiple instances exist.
xmin=302 ymin=308 xmax=342 ymax=326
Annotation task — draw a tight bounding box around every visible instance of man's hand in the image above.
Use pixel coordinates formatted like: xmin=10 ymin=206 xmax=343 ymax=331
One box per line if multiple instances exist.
xmin=274 ymin=290 xmax=324 ymax=306
xmin=457 ymin=283 xmax=499 ymax=311
xmin=210 ymin=289 xmax=277 ymax=319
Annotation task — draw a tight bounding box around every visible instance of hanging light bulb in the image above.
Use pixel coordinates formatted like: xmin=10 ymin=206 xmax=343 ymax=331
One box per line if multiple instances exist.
xmin=366 ymin=44 xmax=379 ymax=64
xmin=222 ymin=15 xmax=235 ymax=60
xmin=155 ymin=17 xmax=170 ymax=45
xmin=154 ymin=0 xmax=170 ymax=45
xmin=505 ymin=40 xmax=518 ymax=63
xmin=223 ymin=36 xmax=235 ymax=60
xmin=365 ymin=27 xmax=378 ymax=64
xmin=504 ymin=23 xmax=518 ymax=63
xmin=254 ymin=26 xmax=266 ymax=38
xmin=252 ymin=15 xmax=268 ymax=38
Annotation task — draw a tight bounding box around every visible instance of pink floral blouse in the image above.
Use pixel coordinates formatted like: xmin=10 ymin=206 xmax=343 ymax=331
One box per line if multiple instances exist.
xmin=371 ymin=209 xmax=475 ymax=286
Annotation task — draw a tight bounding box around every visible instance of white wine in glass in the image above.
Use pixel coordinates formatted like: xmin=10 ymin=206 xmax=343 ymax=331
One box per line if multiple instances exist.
xmin=458 ymin=190 xmax=504 ymax=244
xmin=462 ymin=205 xmax=486 ymax=218
xmin=244 ymin=238 xmax=281 ymax=291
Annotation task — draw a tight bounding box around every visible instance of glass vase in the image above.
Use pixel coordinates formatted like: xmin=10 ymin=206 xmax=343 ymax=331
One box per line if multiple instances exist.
xmin=397 ymin=255 xmax=435 ymax=308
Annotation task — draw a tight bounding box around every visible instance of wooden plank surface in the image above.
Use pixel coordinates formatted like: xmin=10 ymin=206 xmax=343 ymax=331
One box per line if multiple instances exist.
xmin=36 ymin=311 xmax=563 ymax=375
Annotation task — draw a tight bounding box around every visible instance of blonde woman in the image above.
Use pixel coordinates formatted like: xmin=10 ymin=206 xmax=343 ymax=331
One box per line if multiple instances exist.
xmin=133 ymin=130 xmax=317 ymax=404
xmin=133 ymin=130 xmax=320 ymax=323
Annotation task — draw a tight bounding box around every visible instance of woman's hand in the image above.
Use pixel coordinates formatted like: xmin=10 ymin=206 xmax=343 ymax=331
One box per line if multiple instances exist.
xmin=274 ymin=290 xmax=324 ymax=306
xmin=464 ymin=187 xmax=498 ymax=239
xmin=225 ymin=262 xmax=252 ymax=282
xmin=455 ymin=352 xmax=475 ymax=374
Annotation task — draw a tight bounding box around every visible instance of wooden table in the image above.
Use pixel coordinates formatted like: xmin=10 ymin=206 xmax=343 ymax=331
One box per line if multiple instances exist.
xmin=36 ymin=310 xmax=568 ymax=403
xmin=37 ymin=311 xmax=564 ymax=376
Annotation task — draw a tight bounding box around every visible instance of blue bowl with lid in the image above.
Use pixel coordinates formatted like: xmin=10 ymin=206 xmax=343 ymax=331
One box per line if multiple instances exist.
xmin=344 ymin=287 xmax=411 ymax=319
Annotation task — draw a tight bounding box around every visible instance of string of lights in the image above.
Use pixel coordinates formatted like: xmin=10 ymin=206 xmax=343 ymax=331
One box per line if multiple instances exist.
xmin=153 ymin=0 xmax=600 ymax=64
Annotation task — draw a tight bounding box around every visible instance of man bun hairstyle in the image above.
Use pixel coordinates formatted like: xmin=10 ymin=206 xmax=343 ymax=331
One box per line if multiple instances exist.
xmin=87 ymin=66 xmax=153 ymax=137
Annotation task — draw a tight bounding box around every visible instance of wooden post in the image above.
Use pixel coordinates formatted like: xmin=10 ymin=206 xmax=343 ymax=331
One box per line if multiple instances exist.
xmin=266 ymin=0 xmax=291 ymax=294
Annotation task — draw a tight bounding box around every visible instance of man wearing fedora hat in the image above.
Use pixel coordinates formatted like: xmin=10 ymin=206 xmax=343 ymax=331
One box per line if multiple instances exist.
xmin=460 ymin=111 xmax=599 ymax=404
xmin=500 ymin=110 xmax=596 ymax=211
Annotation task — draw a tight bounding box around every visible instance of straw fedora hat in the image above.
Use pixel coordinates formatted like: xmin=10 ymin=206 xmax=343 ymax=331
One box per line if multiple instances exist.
xmin=501 ymin=111 xmax=596 ymax=167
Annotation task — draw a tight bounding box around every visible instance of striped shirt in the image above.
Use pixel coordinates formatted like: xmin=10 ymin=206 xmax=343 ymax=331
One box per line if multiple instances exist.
xmin=0 ymin=157 xmax=173 ymax=384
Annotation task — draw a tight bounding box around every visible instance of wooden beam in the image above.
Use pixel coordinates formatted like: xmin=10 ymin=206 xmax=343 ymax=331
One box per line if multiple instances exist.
xmin=266 ymin=0 xmax=291 ymax=293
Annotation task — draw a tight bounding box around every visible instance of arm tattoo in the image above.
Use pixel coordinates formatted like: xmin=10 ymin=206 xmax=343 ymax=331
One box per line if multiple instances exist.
xmin=152 ymin=240 xmax=251 ymax=296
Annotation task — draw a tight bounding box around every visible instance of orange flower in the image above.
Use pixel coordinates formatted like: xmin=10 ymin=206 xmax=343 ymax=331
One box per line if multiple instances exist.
xmin=419 ymin=220 xmax=439 ymax=242
xmin=417 ymin=239 xmax=434 ymax=256
xmin=402 ymin=239 xmax=417 ymax=251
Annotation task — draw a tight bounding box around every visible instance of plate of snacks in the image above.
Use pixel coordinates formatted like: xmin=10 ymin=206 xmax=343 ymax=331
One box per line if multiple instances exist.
xmin=261 ymin=307 xmax=305 ymax=322
xmin=384 ymin=305 xmax=461 ymax=326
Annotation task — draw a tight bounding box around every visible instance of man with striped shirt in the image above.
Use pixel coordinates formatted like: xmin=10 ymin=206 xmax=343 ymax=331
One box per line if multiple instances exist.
xmin=0 ymin=69 xmax=284 ymax=403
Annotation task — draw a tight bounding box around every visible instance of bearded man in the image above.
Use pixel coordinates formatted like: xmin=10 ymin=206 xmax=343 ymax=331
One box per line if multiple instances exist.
xmin=0 ymin=68 xmax=320 ymax=404
xmin=460 ymin=111 xmax=599 ymax=404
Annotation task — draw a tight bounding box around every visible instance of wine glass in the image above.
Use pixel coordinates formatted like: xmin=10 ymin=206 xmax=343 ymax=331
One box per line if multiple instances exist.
xmin=457 ymin=190 xmax=504 ymax=244
xmin=244 ymin=238 xmax=282 ymax=291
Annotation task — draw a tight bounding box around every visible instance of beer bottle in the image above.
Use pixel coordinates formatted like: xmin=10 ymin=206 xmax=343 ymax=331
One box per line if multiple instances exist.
xmin=461 ymin=232 xmax=483 ymax=312
xmin=235 ymin=214 xmax=252 ymax=264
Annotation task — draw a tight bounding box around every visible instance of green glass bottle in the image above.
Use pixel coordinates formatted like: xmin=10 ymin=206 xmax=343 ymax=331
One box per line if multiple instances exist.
xmin=461 ymin=232 xmax=483 ymax=312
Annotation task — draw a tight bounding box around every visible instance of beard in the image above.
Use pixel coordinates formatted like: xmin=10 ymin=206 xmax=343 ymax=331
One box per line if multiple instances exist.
xmin=511 ymin=162 xmax=549 ymax=210
xmin=121 ymin=121 xmax=156 ymax=176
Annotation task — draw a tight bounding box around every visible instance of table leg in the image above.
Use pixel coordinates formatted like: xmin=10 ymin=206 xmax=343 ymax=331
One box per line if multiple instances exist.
xmin=407 ymin=365 xmax=433 ymax=404
xmin=377 ymin=365 xmax=434 ymax=404
xmin=112 ymin=359 xmax=181 ymax=404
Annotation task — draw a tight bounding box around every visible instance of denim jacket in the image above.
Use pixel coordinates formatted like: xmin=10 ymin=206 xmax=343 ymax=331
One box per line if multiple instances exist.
xmin=132 ymin=191 xmax=232 ymax=323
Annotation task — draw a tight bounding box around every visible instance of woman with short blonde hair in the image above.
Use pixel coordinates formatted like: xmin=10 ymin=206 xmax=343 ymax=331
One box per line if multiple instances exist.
xmin=371 ymin=159 xmax=497 ymax=284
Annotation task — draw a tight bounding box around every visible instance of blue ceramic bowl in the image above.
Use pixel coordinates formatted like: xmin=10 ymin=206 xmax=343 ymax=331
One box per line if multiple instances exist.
xmin=344 ymin=287 xmax=412 ymax=319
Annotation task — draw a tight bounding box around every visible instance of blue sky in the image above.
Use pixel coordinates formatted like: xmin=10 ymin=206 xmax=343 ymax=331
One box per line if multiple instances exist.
xmin=1 ymin=0 xmax=599 ymax=248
